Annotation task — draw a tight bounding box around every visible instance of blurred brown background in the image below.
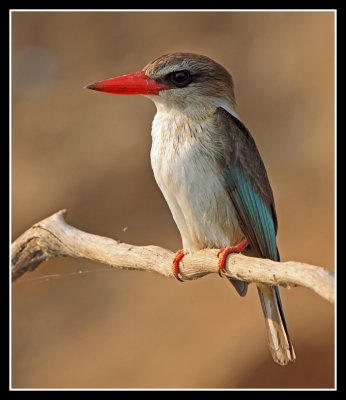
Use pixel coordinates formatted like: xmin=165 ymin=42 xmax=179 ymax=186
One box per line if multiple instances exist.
xmin=12 ymin=11 xmax=334 ymax=389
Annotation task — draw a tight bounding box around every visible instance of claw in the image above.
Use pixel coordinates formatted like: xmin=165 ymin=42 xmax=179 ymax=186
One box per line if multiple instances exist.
xmin=172 ymin=249 xmax=185 ymax=282
xmin=217 ymin=239 xmax=250 ymax=276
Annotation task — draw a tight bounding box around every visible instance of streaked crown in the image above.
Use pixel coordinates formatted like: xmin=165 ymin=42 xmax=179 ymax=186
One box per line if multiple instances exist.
xmin=143 ymin=53 xmax=236 ymax=110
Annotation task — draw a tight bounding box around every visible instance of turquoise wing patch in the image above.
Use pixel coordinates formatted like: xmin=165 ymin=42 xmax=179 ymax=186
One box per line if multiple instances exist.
xmin=223 ymin=164 xmax=279 ymax=261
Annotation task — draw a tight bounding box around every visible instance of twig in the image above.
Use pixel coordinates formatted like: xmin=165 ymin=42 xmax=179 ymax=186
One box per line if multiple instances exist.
xmin=11 ymin=210 xmax=334 ymax=303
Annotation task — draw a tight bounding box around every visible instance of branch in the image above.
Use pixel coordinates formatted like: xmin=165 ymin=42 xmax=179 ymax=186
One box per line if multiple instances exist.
xmin=11 ymin=210 xmax=334 ymax=303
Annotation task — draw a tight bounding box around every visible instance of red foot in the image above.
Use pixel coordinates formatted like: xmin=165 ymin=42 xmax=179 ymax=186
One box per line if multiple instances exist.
xmin=217 ymin=239 xmax=250 ymax=276
xmin=172 ymin=249 xmax=185 ymax=282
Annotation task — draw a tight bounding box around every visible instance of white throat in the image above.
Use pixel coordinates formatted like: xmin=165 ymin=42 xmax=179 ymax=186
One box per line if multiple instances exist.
xmin=146 ymin=94 xmax=238 ymax=120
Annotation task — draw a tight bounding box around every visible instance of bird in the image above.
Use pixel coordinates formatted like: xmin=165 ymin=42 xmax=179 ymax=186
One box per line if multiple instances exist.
xmin=86 ymin=52 xmax=296 ymax=365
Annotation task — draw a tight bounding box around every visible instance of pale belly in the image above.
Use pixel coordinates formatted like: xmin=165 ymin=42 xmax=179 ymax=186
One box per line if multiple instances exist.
xmin=150 ymin=137 xmax=243 ymax=252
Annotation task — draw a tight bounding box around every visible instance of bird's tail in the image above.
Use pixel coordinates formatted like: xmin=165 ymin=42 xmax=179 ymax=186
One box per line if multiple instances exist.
xmin=257 ymin=283 xmax=296 ymax=366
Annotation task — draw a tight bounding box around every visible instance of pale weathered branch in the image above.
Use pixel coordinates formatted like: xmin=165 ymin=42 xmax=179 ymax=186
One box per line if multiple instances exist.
xmin=11 ymin=210 xmax=334 ymax=303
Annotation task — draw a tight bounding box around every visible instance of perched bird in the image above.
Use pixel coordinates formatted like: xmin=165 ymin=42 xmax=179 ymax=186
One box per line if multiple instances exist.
xmin=86 ymin=53 xmax=295 ymax=365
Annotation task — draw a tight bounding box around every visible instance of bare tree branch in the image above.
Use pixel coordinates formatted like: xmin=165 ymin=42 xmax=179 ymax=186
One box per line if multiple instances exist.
xmin=11 ymin=210 xmax=334 ymax=303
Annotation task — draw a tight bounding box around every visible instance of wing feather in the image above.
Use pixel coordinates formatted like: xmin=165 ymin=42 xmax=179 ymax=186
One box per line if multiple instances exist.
xmin=213 ymin=107 xmax=279 ymax=261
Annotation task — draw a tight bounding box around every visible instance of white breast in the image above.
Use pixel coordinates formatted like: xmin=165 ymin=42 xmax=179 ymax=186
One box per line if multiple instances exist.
xmin=150 ymin=109 xmax=243 ymax=252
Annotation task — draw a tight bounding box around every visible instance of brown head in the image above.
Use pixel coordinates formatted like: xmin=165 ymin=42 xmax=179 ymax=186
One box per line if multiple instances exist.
xmin=86 ymin=52 xmax=236 ymax=112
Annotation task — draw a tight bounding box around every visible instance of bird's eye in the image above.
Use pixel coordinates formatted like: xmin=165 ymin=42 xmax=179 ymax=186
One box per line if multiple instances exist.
xmin=170 ymin=70 xmax=191 ymax=87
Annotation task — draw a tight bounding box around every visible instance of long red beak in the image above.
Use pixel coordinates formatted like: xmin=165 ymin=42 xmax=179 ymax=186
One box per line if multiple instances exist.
xmin=85 ymin=71 xmax=171 ymax=95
